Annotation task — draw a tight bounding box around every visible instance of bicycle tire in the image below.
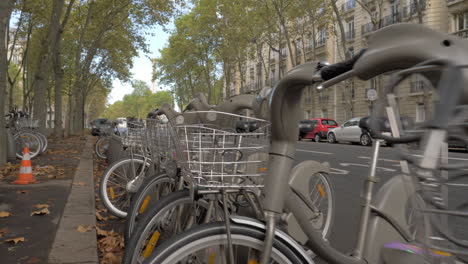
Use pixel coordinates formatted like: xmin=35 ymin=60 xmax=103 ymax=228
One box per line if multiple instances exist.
xmin=309 ymin=172 xmax=335 ymax=239
xmin=100 ymin=157 xmax=148 ymax=218
xmin=143 ymin=221 xmax=308 ymax=264
xmin=95 ymin=136 xmax=110 ymax=159
xmin=14 ymin=132 xmax=41 ymax=159
xmin=124 ymin=173 xmax=176 ymax=242
xmin=35 ymin=132 xmax=48 ymax=153
xmin=123 ymin=190 xmax=212 ymax=264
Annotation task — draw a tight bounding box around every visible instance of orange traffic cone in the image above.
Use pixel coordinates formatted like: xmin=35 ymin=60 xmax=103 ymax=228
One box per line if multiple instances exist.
xmin=13 ymin=147 xmax=37 ymax=185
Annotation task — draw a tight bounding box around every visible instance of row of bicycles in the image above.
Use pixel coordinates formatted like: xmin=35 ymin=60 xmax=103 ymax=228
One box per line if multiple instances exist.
xmin=95 ymin=24 xmax=467 ymax=264
xmin=5 ymin=108 xmax=48 ymax=159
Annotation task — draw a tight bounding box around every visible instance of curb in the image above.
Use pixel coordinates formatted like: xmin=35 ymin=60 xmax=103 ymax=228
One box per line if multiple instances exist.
xmin=48 ymin=136 xmax=98 ymax=264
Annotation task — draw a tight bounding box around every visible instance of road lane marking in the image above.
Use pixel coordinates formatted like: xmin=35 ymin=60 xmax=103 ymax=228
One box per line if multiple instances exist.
xmin=329 ymin=168 xmax=349 ymax=175
xmin=340 ymin=163 xmax=396 ymax=172
xmin=446 ymin=183 xmax=468 ymax=187
xmin=411 ymin=154 xmax=468 ymax=161
xmin=297 ymin=149 xmax=333 ymax=155
xmin=358 ymin=156 xmax=400 ymax=163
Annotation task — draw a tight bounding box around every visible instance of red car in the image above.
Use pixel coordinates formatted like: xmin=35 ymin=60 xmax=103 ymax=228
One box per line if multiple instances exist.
xmin=298 ymin=118 xmax=339 ymax=142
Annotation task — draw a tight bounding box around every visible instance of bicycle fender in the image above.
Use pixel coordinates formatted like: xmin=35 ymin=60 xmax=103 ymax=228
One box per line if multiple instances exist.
xmin=288 ymin=160 xmax=330 ymax=199
xmin=230 ymin=215 xmax=315 ymax=264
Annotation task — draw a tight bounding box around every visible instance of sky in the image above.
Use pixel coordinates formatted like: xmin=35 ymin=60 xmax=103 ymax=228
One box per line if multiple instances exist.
xmin=108 ymin=25 xmax=171 ymax=105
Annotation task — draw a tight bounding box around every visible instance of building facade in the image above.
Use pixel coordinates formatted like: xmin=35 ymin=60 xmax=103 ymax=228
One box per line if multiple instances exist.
xmin=226 ymin=0 xmax=454 ymax=124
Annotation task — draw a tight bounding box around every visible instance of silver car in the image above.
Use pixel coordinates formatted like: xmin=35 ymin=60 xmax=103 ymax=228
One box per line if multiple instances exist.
xmin=327 ymin=117 xmax=373 ymax=146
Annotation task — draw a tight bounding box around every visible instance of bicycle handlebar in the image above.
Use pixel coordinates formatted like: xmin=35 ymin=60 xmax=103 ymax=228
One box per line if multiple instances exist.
xmin=320 ymin=49 xmax=366 ymax=81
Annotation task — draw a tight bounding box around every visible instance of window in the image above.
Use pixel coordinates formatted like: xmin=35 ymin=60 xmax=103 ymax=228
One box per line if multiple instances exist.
xmin=322 ymin=119 xmax=337 ymax=126
xmin=369 ymin=78 xmax=377 ymax=89
xmin=346 ymin=19 xmax=355 ymax=40
xmin=280 ymin=47 xmax=287 ymax=57
xmin=317 ymin=28 xmax=326 ymax=46
xmin=296 ymin=38 xmax=303 ymax=54
xmin=416 ymin=103 xmax=425 ymax=122
xmin=456 ymin=12 xmax=468 ymax=31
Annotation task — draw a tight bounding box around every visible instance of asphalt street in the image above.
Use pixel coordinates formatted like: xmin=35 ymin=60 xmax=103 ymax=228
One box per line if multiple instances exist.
xmin=293 ymin=139 xmax=468 ymax=255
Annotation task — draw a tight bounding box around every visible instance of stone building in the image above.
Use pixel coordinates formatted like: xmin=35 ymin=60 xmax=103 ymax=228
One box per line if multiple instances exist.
xmin=226 ymin=0 xmax=454 ymax=124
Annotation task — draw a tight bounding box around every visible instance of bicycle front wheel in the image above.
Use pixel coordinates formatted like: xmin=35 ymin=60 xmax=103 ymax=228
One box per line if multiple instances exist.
xmin=100 ymin=157 xmax=148 ymax=218
xmin=124 ymin=173 xmax=176 ymax=242
xmin=308 ymin=172 xmax=334 ymax=239
xmin=14 ymin=132 xmax=42 ymax=159
xmin=143 ymin=221 xmax=308 ymax=264
xmin=123 ymin=190 xmax=213 ymax=264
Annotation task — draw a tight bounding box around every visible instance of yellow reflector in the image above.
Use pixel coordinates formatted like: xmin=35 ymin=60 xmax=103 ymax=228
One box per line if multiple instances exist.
xmin=109 ymin=187 xmax=115 ymax=200
xmin=431 ymin=249 xmax=452 ymax=257
xmin=248 ymin=260 xmax=259 ymax=264
xmin=139 ymin=195 xmax=151 ymax=214
xmin=317 ymin=184 xmax=326 ymax=198
xmin=142 ymin=231 xmax=161 ymax=258
xmin=208 ymin=252 xmax=216 ymax=264
xmin=258 ymin=167 xmax=267 ymax=172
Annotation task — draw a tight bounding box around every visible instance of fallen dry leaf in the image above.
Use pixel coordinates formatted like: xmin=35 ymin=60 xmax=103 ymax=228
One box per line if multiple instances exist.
xmin=76 ymin=225 xmax=94 ymax=233
xmin=47 ymin=175 xmax=56 ymax=179
xmin=73 ymin=182 xmax=87 ymax=186
xmin=16 ymin=190 xmax=30 ymax=194
xmin=6 ymin=237 xmax=25 ymax=244
xmin=34 ymin=204 xmax=50 ymax=209
xmin=0 ymin=228 xmax=10 ymax=235
xmin=0 ymin=211 xmax=11 ymax=218
xmin=31 ymin=208 xmax=50 ymax=216
xmin=96 ymin=211 xmax=108 ymax=221
xmin=102 ymin=252 xmax=122 ymax=264
xmin=24 ymin=257 xmax=41 ymax=264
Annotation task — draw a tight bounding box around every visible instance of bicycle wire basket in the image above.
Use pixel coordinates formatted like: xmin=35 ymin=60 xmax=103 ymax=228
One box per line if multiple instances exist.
xmin=145 ymin=118 xmax=175 ymax=162
xmin=170 ymin=111 xmax=270 ymax=191
xmin=121 ymin=121 xmax=147 ymax=151
xmin=17 ymin=118 xmax=39 ymax=129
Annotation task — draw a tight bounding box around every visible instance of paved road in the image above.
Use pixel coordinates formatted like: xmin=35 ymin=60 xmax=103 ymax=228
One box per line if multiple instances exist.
xmin=293 ymin=139 xmax=468 ymax=255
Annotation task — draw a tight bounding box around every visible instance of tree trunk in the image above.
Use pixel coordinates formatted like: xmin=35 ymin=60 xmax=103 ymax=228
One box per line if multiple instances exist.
xmin=33 ymin=0 xmax=64 ymax=128
xmin=0 ymin=0 xmax=15 ymax=166
xmin=52 ymin=0 xmax=73 ymax=138
xmin=330 ymin=0 xmax=348 ymax=59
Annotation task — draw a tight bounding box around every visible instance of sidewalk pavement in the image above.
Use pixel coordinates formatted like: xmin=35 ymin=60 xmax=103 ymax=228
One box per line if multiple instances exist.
xmin=0 ymin=136 xmax=98 ymax=264
xmin=48 ymin=136 xmax=98 ymax=264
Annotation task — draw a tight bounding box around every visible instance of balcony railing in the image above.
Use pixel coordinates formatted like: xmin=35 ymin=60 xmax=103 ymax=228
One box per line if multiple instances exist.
xmin=319 ymin=93 xmax=329 ymax=101
xmin=361 ymin=14 xmax=402 ymax=36
xmin=453 ymin=28 xmax=468 ymax=38
xmin=345 ymin=29 xmax=355 ymax=40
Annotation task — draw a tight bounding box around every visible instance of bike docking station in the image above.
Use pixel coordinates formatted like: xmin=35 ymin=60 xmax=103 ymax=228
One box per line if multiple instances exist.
xmin=13 ymin=147 xmax=38 ymax=185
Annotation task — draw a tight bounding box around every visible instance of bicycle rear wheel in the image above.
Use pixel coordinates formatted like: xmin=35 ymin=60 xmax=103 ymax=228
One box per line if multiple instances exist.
xmin=124 ymin=173 xmax=176 ymax=242
xmin=143 ymin=221 xmax=308 ymax=264
xmin=95 ymin=136 xmax=110 ymax=159
xmin=100 ymin=157 xmax=148 ymax=218
xmin=14 ymin=132 xmax=41 ymax=159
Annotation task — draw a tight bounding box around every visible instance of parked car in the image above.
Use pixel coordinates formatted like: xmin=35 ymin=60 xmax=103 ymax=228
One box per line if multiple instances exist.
xmin=298 ymin=118 xmax=338 ymax=142
xmin=236 ymin=120 xmax=259 ymax=132
xmin=327 ymin=117 xmax=373 ymax=146
xmin=91 ymin=118 xmax=111 ymax=136
xmin=328 ymin=116 xmax=413 ymax=146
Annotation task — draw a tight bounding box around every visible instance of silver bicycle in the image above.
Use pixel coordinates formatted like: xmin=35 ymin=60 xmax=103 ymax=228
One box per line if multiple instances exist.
xmin=143 ymin=23 xmax=467 ymax=264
